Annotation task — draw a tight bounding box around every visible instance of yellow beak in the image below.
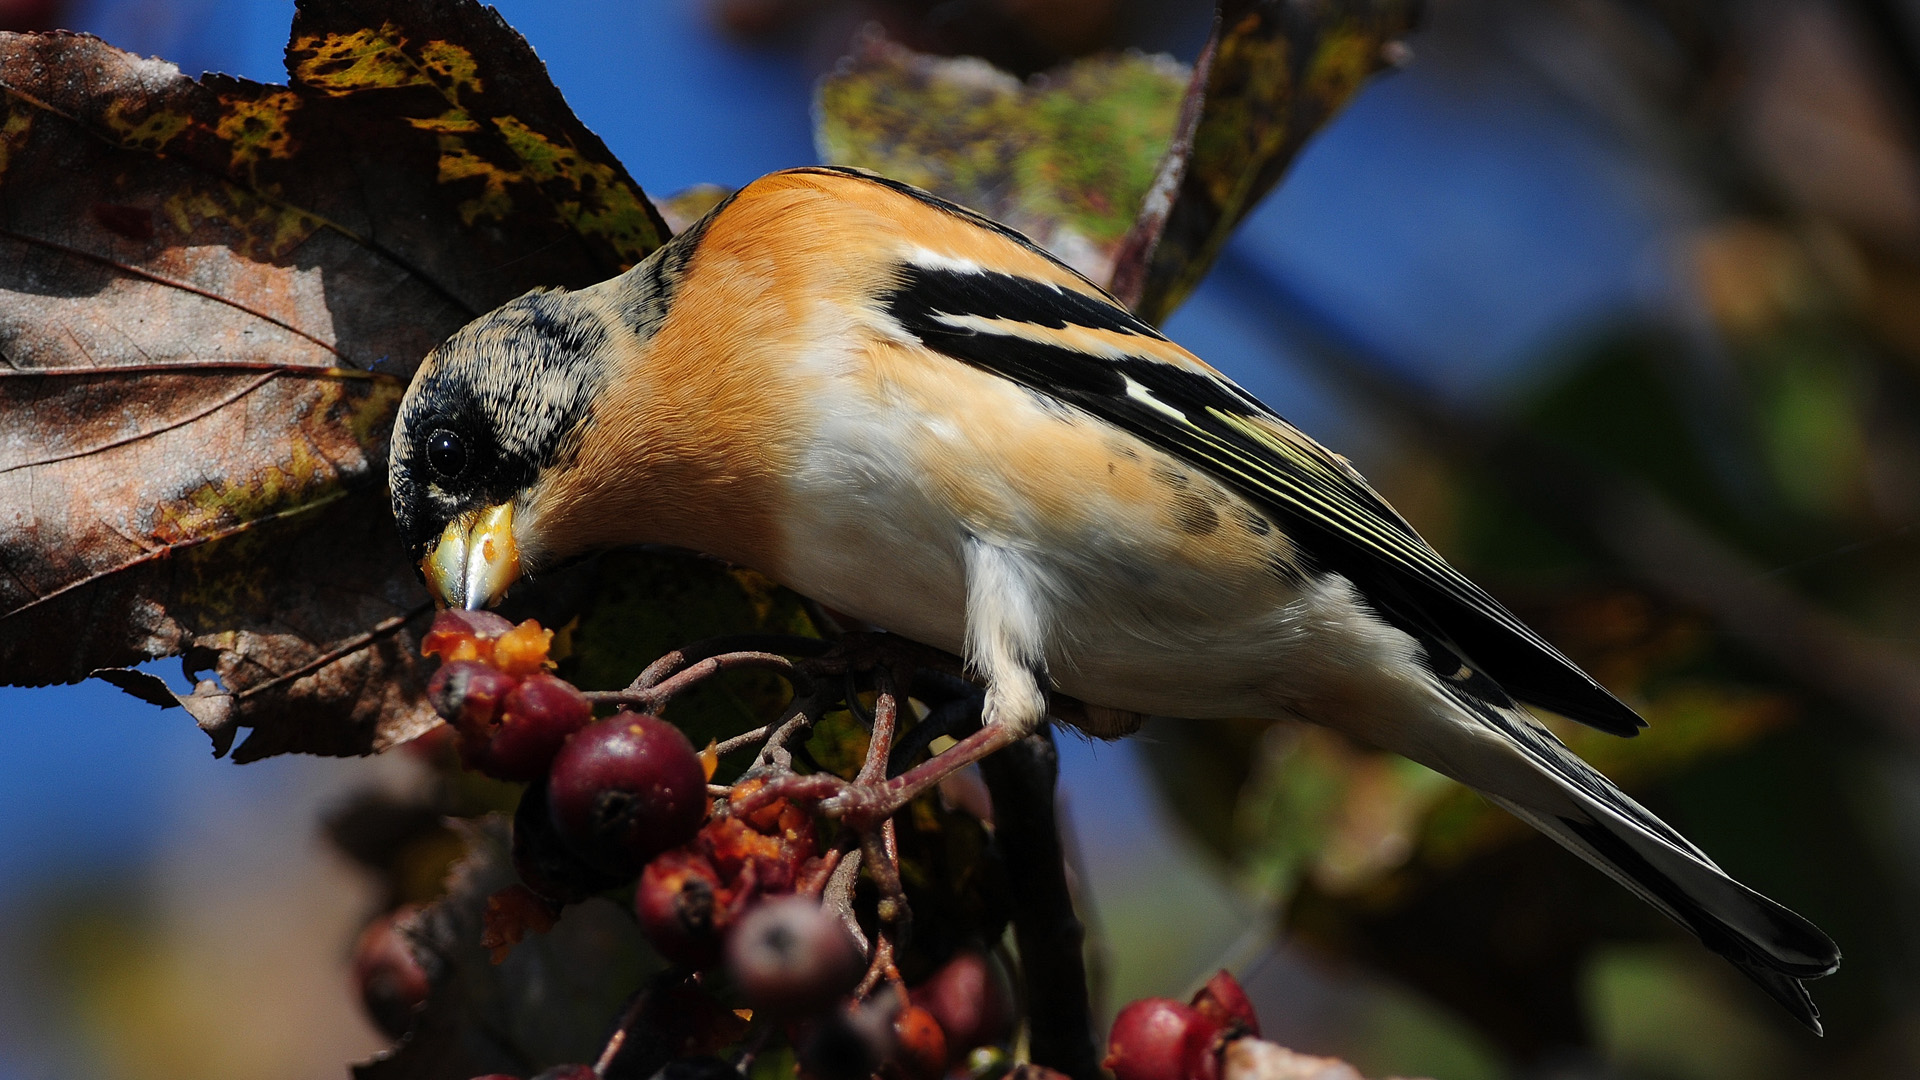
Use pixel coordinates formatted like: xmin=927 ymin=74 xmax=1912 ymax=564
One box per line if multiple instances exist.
xmin=422 ymin=502 xmax=522 ymax=610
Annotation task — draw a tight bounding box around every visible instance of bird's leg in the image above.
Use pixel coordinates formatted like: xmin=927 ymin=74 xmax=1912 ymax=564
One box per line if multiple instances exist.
xmin=727 ymin=654 xmax=1041 ymax=830
xmin=817 ymin=700 xmax=1035 ymax=829
xmin=818 ymin=539 xmax=1053 ymax=828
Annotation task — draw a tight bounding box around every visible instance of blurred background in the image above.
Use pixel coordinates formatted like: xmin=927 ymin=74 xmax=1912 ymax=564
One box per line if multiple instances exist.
xmin=4 ymin=0 xmax=1920 ymax=1077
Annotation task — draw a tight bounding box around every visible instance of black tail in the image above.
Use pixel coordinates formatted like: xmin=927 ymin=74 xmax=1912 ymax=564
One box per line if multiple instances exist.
xmin=1449 ymin=690 xmax=1841 ymax=1032
xmin=1490 ymin=792 xmax=1837 ymax=1032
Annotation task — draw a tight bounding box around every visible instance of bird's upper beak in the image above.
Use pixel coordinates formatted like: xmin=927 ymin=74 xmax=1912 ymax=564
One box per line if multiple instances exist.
xmin=422 ymin=502 xmax=522 ymax=610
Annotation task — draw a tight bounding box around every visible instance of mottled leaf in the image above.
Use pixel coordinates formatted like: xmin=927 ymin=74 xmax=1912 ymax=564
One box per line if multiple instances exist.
xmin=1111 ymin=0 xmax=1421 ymax=323
xmin=0 ymin=0 xmax=668 ymax=760
xmin=284 ymin=0 xmax=670 ymax=288
xmin=817 ymin=30 xmax=1186 ymax=284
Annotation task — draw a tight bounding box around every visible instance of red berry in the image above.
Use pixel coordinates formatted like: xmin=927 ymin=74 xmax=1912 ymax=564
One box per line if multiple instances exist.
xmin=352 ymin=906 xmax=431 ymax=1039
xmin=461 ymin=673 xmax=592 ymax=781
xmin=546 ymin=713 xmax=708 ymax=876
xmin=1191 ymin=969 xmax=1260 ymax=1038
xmin=725 ymin=895 xmax=865 ymax=1017
xmin=635 ymin=848 xmax=730 ymax=968
xmin=428 ymin=660 xmax=518 ymax=731
xmin=889 ymin=1004 xmax=949 ymax=1080
xmin=512 ymin=780 xmax=623 ymax=904
xmin=1104 ymin=997 xmax=1223 ymax=1080
xmin=911 ymin=949 xmax=1014 ymax=1059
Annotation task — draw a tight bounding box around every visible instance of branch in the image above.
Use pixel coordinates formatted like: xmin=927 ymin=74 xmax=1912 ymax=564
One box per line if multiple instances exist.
xmin=977 ymin=729 xmax=1100 ymax=1080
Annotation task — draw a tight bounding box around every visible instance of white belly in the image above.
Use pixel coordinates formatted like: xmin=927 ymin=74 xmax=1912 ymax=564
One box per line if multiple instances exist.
xmin=768 ymin=348 xmax=1329 ymax=721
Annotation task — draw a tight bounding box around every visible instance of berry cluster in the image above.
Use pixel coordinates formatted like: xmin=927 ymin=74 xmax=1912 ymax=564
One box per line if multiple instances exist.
xmin=384 ymin=611 xmax=1020 ymax=1080
xmin=424 ymin=610 xmax=596 ymax=782
xmin=351 ymin=612 xmax=1354 ymax=1080
xmin=1105 ymin=971 xmax=1324 ymax=1080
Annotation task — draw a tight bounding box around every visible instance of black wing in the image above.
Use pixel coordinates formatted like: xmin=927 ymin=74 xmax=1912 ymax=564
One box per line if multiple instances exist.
xmin=875 ymin=256 xmax=1646 ymax=737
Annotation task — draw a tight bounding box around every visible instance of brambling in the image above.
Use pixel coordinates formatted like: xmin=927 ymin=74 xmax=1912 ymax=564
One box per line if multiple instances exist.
xmin=388 ymin=166 xmax=1839 ymax=1028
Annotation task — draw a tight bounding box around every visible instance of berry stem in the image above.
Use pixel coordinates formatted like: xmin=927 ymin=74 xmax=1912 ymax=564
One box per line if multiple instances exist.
xmin=586 ymin=650 xmax=805 ymax=712
xmin=855 ymin=668 xmax=901 ymax=785
xmin=623 ymin=633 xmax=835 ymax=693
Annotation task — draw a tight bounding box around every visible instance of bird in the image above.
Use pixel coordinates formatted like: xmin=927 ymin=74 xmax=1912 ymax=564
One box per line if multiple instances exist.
xmin=387 ymin=165 xmax=1840 ymax=1030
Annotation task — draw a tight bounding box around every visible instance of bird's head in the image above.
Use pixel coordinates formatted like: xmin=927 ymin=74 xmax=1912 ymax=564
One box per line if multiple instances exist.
xmin=389 ymin=287 xmax=616 ymax=609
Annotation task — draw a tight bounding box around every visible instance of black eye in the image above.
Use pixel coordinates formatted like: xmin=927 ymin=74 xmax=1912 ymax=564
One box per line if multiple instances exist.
xmin=424 ymin=428 xmax=469 ymax=481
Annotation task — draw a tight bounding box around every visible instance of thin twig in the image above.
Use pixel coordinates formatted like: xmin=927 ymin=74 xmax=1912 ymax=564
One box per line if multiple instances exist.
xmin=712 ymin=723 xmax=774 ymax=758
xmin=592 ymin=987 xmax=653 ymax=1076
xmin=756 ymin=691 xmax=832 ymax=772
xmin=856 ymin=669 xmax=900 ymax=785
xmin=854 ymin=820 xmax=908 ymax=999
xmin=585 ymin=650 xmax=800 ymax=712
xmin=622 ymin=633 xmax=833 ymax=693
xmin=818 ymin=845 xmax=869 ymax=955
xmin=854 ymin=931 xmax=899 ymax=1000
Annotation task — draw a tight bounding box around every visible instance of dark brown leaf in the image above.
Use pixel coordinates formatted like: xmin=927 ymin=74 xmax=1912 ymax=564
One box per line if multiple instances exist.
xmin=87 ymin=666 xmax=182 ymax=710
xmin=0 ymin=0 xmax=669 ymax=760
xmin=1111 ymin=0 xmax=1422 ymax=323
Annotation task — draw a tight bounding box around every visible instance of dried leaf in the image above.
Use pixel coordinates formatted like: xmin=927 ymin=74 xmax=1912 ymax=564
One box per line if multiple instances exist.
xmin=817 ymin=30 xmax=1186 ymax=284
xmin=0 ymin=0 xmax=669 ymax=759
xmin=87 ymin=667 xmax=182 ymax=710
xmin=1112 ymin=0 xmax=1421 ymax=323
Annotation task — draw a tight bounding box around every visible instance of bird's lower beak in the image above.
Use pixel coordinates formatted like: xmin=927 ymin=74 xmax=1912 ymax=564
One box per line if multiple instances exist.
xmin=422 ymin=502 xmax=522 ymax=610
